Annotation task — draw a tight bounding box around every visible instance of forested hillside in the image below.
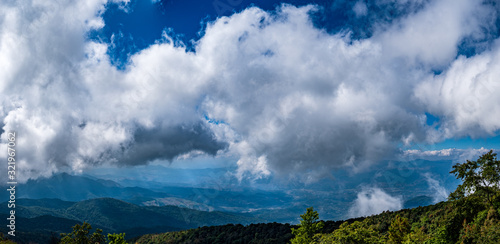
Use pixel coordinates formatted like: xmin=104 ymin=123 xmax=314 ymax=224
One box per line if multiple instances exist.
xmin=0 ymin=198 xmax=260 ymax=243
xmin=134 ymin=151 xmax=500 ymax=244
xmin=131 ymin=201 xmax=468 ymax=243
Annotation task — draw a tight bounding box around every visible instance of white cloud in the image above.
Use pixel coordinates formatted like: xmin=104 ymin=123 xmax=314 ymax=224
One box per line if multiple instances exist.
xmin=0 ymin=0 xmax=499 ymax=183
xmin=424 ymin=173 xmax=448 ymax=203
xmin=415 ymin=43 xmax=500 ymax=139
xmin=353 ymin=1 xmax=368 ymax=17
xmin=348 ymin=187 xmax=403 ymax=217
xmin=403 ymin=147 xmax=492 ymax=162
xmin=375 ymin=0 xmax=492 ymax=67
xmin=0 ymin=0 xmax=224 ymax=182
xmin=198 ymin=5 xmax=430 ymax=180
xmin=352 ymin=0 xmax=368 ymax=17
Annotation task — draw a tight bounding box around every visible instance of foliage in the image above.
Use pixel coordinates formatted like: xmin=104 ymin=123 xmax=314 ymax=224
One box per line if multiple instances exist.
xmin=108 ymin=233 xmax=126 ymax=244
xmin=318 ymin=219 xmax=384 ymax=244
xmin=60 ymin=222 xmax=106 ymax=244
xmin=0 ymin=233 xmax=16 ymax=244
xmin=388 ymin=215 xmax=410 ymax=244
xmin=312 ymin=151 xmax=500 ymax=244
xmin=133 ymin=222 xmax=294 ymax=244
xmin=458 ymin=207 xmax=500 ymax=244
xmin=402 ymin=226 xmax=428 ymax=244
xmin=290 ymin=207 xmax=324 ymax=244
xmin=450 ymin=150 xmax=500 ymax=208
xmin=60 ymin=223 xmax=131 ymax=244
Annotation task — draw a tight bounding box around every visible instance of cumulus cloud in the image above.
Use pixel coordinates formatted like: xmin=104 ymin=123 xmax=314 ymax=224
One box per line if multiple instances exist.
xmin=0 ymin=0 xmax=499 ymax=183
xmin=348 ymin=187 xmax=403 ymax=217
xmin=198 ymin=4 xmax=430 ymax=179
xmin=0 ymin=0 xmax=226 ymax=182
xmin=374 ymin=0 xmax=492 ymax=68
xmin=415 ymin=43 xmax=500 ymax=139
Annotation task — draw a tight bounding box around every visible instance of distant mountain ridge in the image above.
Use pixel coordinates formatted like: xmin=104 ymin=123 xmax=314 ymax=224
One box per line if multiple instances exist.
xmin=0 ymin=197 xmax=262 ymax=241
xmin=0 ymin=172 xmax=295 ymax=217
xmin=1 ymin=172 xmax=169 ymax=202
xmin=142 ymin=197 xmax=214 ymax=211
xmin=0 ymin=159 xmax=455 ymax=228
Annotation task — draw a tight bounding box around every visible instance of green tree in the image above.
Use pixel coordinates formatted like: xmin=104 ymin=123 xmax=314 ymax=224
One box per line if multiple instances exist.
xmin=388 ymin=215 xmax=410 ymax=244
xmin=107 ymin=233 xmax=126 ymax=244
xmin=449 ymin=150 xmax=500 ymax=209
xmin=60 ymin=222 xmax=106 ymax=244
xmin=403 ymin=226 xmax=429 ymax=244
xmin=291 ymin=207 xmax=324 ymax=244
xmin=478 ymin=208 xmax=500 ymax=243
xmin=0 ymin=233 xmax=16 ymax=244
xmin=459 ymin=207 xmax=500 ymax=244
xmin=319 ymin=220 xmax=384 ymax=244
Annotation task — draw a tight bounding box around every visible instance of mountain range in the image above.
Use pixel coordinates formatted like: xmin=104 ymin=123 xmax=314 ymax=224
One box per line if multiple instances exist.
xmin=0 ymin=197 xmax=261 ymax=242
xmin=0 ymin=159 xmax=459 ymax=243
xmin=0 ymin=159 xmax=457 ymax=220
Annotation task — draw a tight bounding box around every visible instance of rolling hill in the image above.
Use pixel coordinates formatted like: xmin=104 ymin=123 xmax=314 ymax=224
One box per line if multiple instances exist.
xmin=0 ymin=197 xmax=262 ymax=242
xmin=0 ymin=173 xmax=295 ymax=220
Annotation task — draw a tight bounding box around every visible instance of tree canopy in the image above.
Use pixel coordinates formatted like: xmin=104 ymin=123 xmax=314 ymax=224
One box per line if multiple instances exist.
xmin=60 ymin=222 xmax=126 ymax=244
xmin=449 ymin=150 xmax=500 ymax=208
xmin=291 ymin=207 xmax=324 ymax=244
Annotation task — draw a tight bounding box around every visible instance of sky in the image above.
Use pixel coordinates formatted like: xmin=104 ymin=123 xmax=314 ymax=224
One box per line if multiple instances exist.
xmin=1 ymin=0 xmax=500 ymax=216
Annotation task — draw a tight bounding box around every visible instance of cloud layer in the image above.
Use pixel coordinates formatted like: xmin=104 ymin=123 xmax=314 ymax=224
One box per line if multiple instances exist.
xmin=403 ymin=147 xmax=491 ymax=162
xmin=0 ymin=0 xmax=499 ymax=183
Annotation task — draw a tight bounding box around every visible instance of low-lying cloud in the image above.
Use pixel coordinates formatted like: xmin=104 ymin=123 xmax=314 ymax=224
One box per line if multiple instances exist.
xmin=0 ymin=0 xmax=499 ymax=183
xmin=348 ymin=187 xmax=403 ymax=218
xmin=424 ymin=173 xmax=449 ymax=203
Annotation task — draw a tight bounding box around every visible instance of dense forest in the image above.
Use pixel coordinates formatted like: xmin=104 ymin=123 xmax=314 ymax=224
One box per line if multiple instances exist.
xmin=1 ymin=151 xmax=499 ymax=244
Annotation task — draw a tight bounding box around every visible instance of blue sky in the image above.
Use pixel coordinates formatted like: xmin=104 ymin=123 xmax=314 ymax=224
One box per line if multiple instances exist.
xmin=91 ymin=0 xmax=350 ymax=67
xmin=1 ymin=0 xmax=500 ymax=189
xmin=421 ymin=136 xmax=500 ymax=150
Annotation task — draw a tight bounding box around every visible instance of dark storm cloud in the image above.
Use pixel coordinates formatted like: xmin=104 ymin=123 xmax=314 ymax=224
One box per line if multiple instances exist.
xmin=118 ymin=123 xmax=228 ymax=165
